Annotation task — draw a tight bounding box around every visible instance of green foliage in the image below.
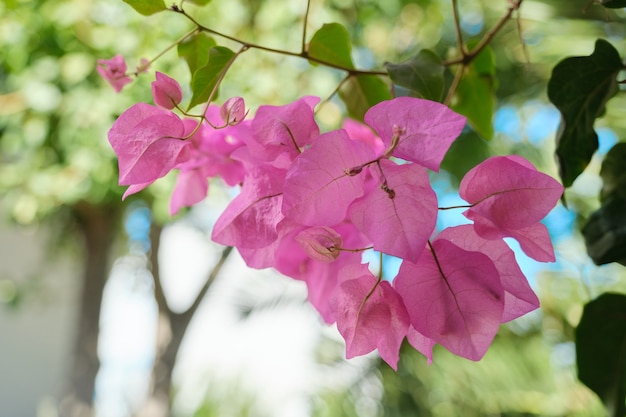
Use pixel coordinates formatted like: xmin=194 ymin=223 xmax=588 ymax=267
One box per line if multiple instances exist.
xmin=308 ymin=23 xmax=354 ymax=69
xmin=339 ymin=75 xmax=392 ymax=121
xmin=385 ymin=50 xmax=445 ymax=102
xmin=583 ymin=143 xmax=626 ymax=266
xmin=188 ymin=46 xmax=236 ymax=110
xmin=576 ymin=293 xmax=626 ymax=417
xmin=122 ymin=0 xmax=167 ymax=16
xmin=178 ymin=33 xmax=217 ymax=77
xmin=548 ymin=39 xmax=623 ymax=188
xmin=451 ymin=46 xmax=497 ymax=140
xmin=602 ymin=0 xmax=626 ymax=8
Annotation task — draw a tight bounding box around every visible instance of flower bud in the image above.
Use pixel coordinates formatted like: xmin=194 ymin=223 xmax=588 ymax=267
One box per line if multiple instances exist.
xmin=151 ymin=72 xmax=183 ymax=110
xmin=220 ymin=96 xmax=246 ymax=126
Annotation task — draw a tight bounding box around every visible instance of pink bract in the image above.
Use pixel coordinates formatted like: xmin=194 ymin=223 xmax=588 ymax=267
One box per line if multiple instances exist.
xmin=97 ymin=54 xmax=133 ymax=93
xmin=152 ymin=72 xmax=183 ymax=110
xmin=364 ymin=97 xmax=466 ymax=171
xmin=108 ymin=103 xmax=189 ymax=185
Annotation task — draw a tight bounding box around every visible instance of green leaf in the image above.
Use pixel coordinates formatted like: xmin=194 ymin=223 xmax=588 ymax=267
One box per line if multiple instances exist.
xmin=576 ymin=292 xmax=626 ymax=417
xmin=186 ymin=0 xmax=213 ymax=4
xmin=440 ymin=130 xmax=490 ymax=186
xmin=178 ymin=33 xmax=216 ymax=78
xmin=582 ymin=195 xmax=626 ymax=265
xmin=308 ymin=23 xmax=354 ymax=69
xmin=339 ymin=75 xmax=392 ymax=121
xmin=548 ymin=39 xmax=623 ymax=188
xmin=384 ymin=49 xmax=445 ymax=102
xmin=582 ymin=143 xmax=626 ymax=266
xmin=452 ymin=46 xmax=497 ymax=140
xmin=600 ymin=142 xmax=626 ymax=202
xmin=122 ymin=0 xmax=167 ymax=16
xmin=188 ymin=46 xmax=235 ymax=110
xmin=602 ymin=0 xmax=626 ymax=8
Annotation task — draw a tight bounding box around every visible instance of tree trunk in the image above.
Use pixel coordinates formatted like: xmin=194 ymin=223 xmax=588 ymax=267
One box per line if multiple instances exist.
xmin=136 ymin=224 xmax=232 ymax=417
xmin=58 ymin=201 xmax=120 ymax=417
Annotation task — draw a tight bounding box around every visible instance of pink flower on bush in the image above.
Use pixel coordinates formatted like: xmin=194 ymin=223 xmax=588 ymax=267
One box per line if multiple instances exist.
xmin=97 ymin=54 xmax=133 ymax=93
xmin=152 ymin=72 xmax=183 ymax=110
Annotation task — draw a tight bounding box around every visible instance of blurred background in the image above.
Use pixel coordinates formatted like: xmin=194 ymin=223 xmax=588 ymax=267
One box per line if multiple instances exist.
xmin=1 ymin=0 xmax=626 ymax=416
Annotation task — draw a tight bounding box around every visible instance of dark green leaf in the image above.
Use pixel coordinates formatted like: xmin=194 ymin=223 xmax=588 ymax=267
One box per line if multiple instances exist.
xmin=602 ymin=0 xmax=626 ymax=9
xmin=548 ymin=39 xmax=623 ymax=187
xmin=576 ymin=292 xmax=626 ymax=417
xmin=582 ymin=195 xmax=626 ymax=265
xmin=385 ymin=49 xmax=445 ymax=102
xmin=188 ymin=46 xmax=235 ymax=110
xmin=339 ymin=75 xmax=392 ymax=121
xmin=178 ymin=33 xmax=216 ymax=78
xmin=308 ymin=23 xmax=354 ymax=69
xmin=600 ymin=142 xmax=626 ymax=202
xmin=122 ymin=0 xmax=167 ymax=16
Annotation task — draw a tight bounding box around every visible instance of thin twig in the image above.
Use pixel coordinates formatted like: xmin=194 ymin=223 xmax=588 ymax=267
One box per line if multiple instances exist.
xmin=302 ymin=0 xmax=312 ymax=54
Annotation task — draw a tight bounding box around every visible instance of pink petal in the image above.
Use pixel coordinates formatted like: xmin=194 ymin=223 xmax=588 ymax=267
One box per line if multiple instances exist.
xmin=97 ymin=54 xmax=132 ymax=93
xmin=333 ymin=263 xmax=410 ymax=369
xmin=108 ymin=103 xmax=188 ymax=185
xmin=152 ymin=72 xmax=183 ymax=110
xmin=349 ymin=160 xmax=437 ymax=263
xmin=364 ymin=97 xmax=466 ymax=171
xmin=342 ymin=118 xmax=385 ymax=156
xmin=460 ymin=155 xmax=564 ymax=231
xmin=282 ymin=129 xmax=376 ymax=226
xmin=169 ymin=169 xmax=209 ymax=216
xmin=211 ymin=165 xmax=285 ymax=249
xmin=406 ymin=326 xmax=436 ymax=365
xmin=247 ymin=96 xmax=320 ymax=163
xmin=394 ymin=239 xmax=504 ymax=361
xmin=437 ymin=225 xmax=539 ymax=322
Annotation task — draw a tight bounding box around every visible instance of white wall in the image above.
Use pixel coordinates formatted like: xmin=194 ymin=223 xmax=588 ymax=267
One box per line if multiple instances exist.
xmin=0 ymin=219 xmax=79 ymax=417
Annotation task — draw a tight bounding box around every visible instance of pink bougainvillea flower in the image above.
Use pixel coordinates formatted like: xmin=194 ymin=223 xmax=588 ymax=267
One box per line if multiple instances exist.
xmin=349 ymin=159 xmax=437 ymax=263
xmin=212 ymin=165 xmax=286 ymax=249
xmin=220 ymin=96 xmax=247 ymax=126
xmin=169 ymin=169 xmax=209 ymax=216
xmin=152 ymin=72 xmax=183 ymax=110
xmin=108 ymin=103 xmax=189 ymax=185
xmin=97 ymin=54 xmax=133 ymax=93
xmin=136 ymin=58 xmax=150 ymax=74
xmin=295 ymin=226 xmax=343 ymax=262
xmin=437 ymin=225 xmax=539 ymax=322
xmin=406 ymin=326 xmax=436 ymax=365
xmin=243 ymin=96 xmax=320 ymax=165
xmin=459 ymin=155 xmax=563 ymax=261
xmin=333 ymin=263 xmax=410 ymax=369
xmin=364 ymin=97 xmax=466 ymax=171
xmin=282 ymin=129 xmax=376 ymax=226
xmin=394 ymin=239 xmax=504 ymax=361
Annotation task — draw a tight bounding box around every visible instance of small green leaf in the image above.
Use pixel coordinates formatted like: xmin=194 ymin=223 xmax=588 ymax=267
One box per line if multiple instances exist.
xmin=548 ymin=39 xmax=623 ymax=188
xmin=602 ymin=0 xmax=626 ymax=8
xmin=178 ymin=33 xmax=216 ymax=78
xmin=188 ymin=46 xmax=235 ymax=110
xmin=452 ymin=46 xmax=497 ymax=140
xmin=576 ymin=292 xmax=626 ymax=416
xmin=339 ymin=75 xmax=392 ymax=121
xmin=308 ymin=23 xmax=354 ymax=69
xmin=186 ymin=0 xmax=213 ymax=5
xmin=122 ymin=0 xmax=167 ymax=16
xmin=384 ymin=49 xmax=445 ymax=102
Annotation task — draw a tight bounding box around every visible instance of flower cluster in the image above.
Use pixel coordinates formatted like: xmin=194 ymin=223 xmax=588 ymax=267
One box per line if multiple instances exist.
xmin=107 ymin=71 xmax=563 ymax=369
